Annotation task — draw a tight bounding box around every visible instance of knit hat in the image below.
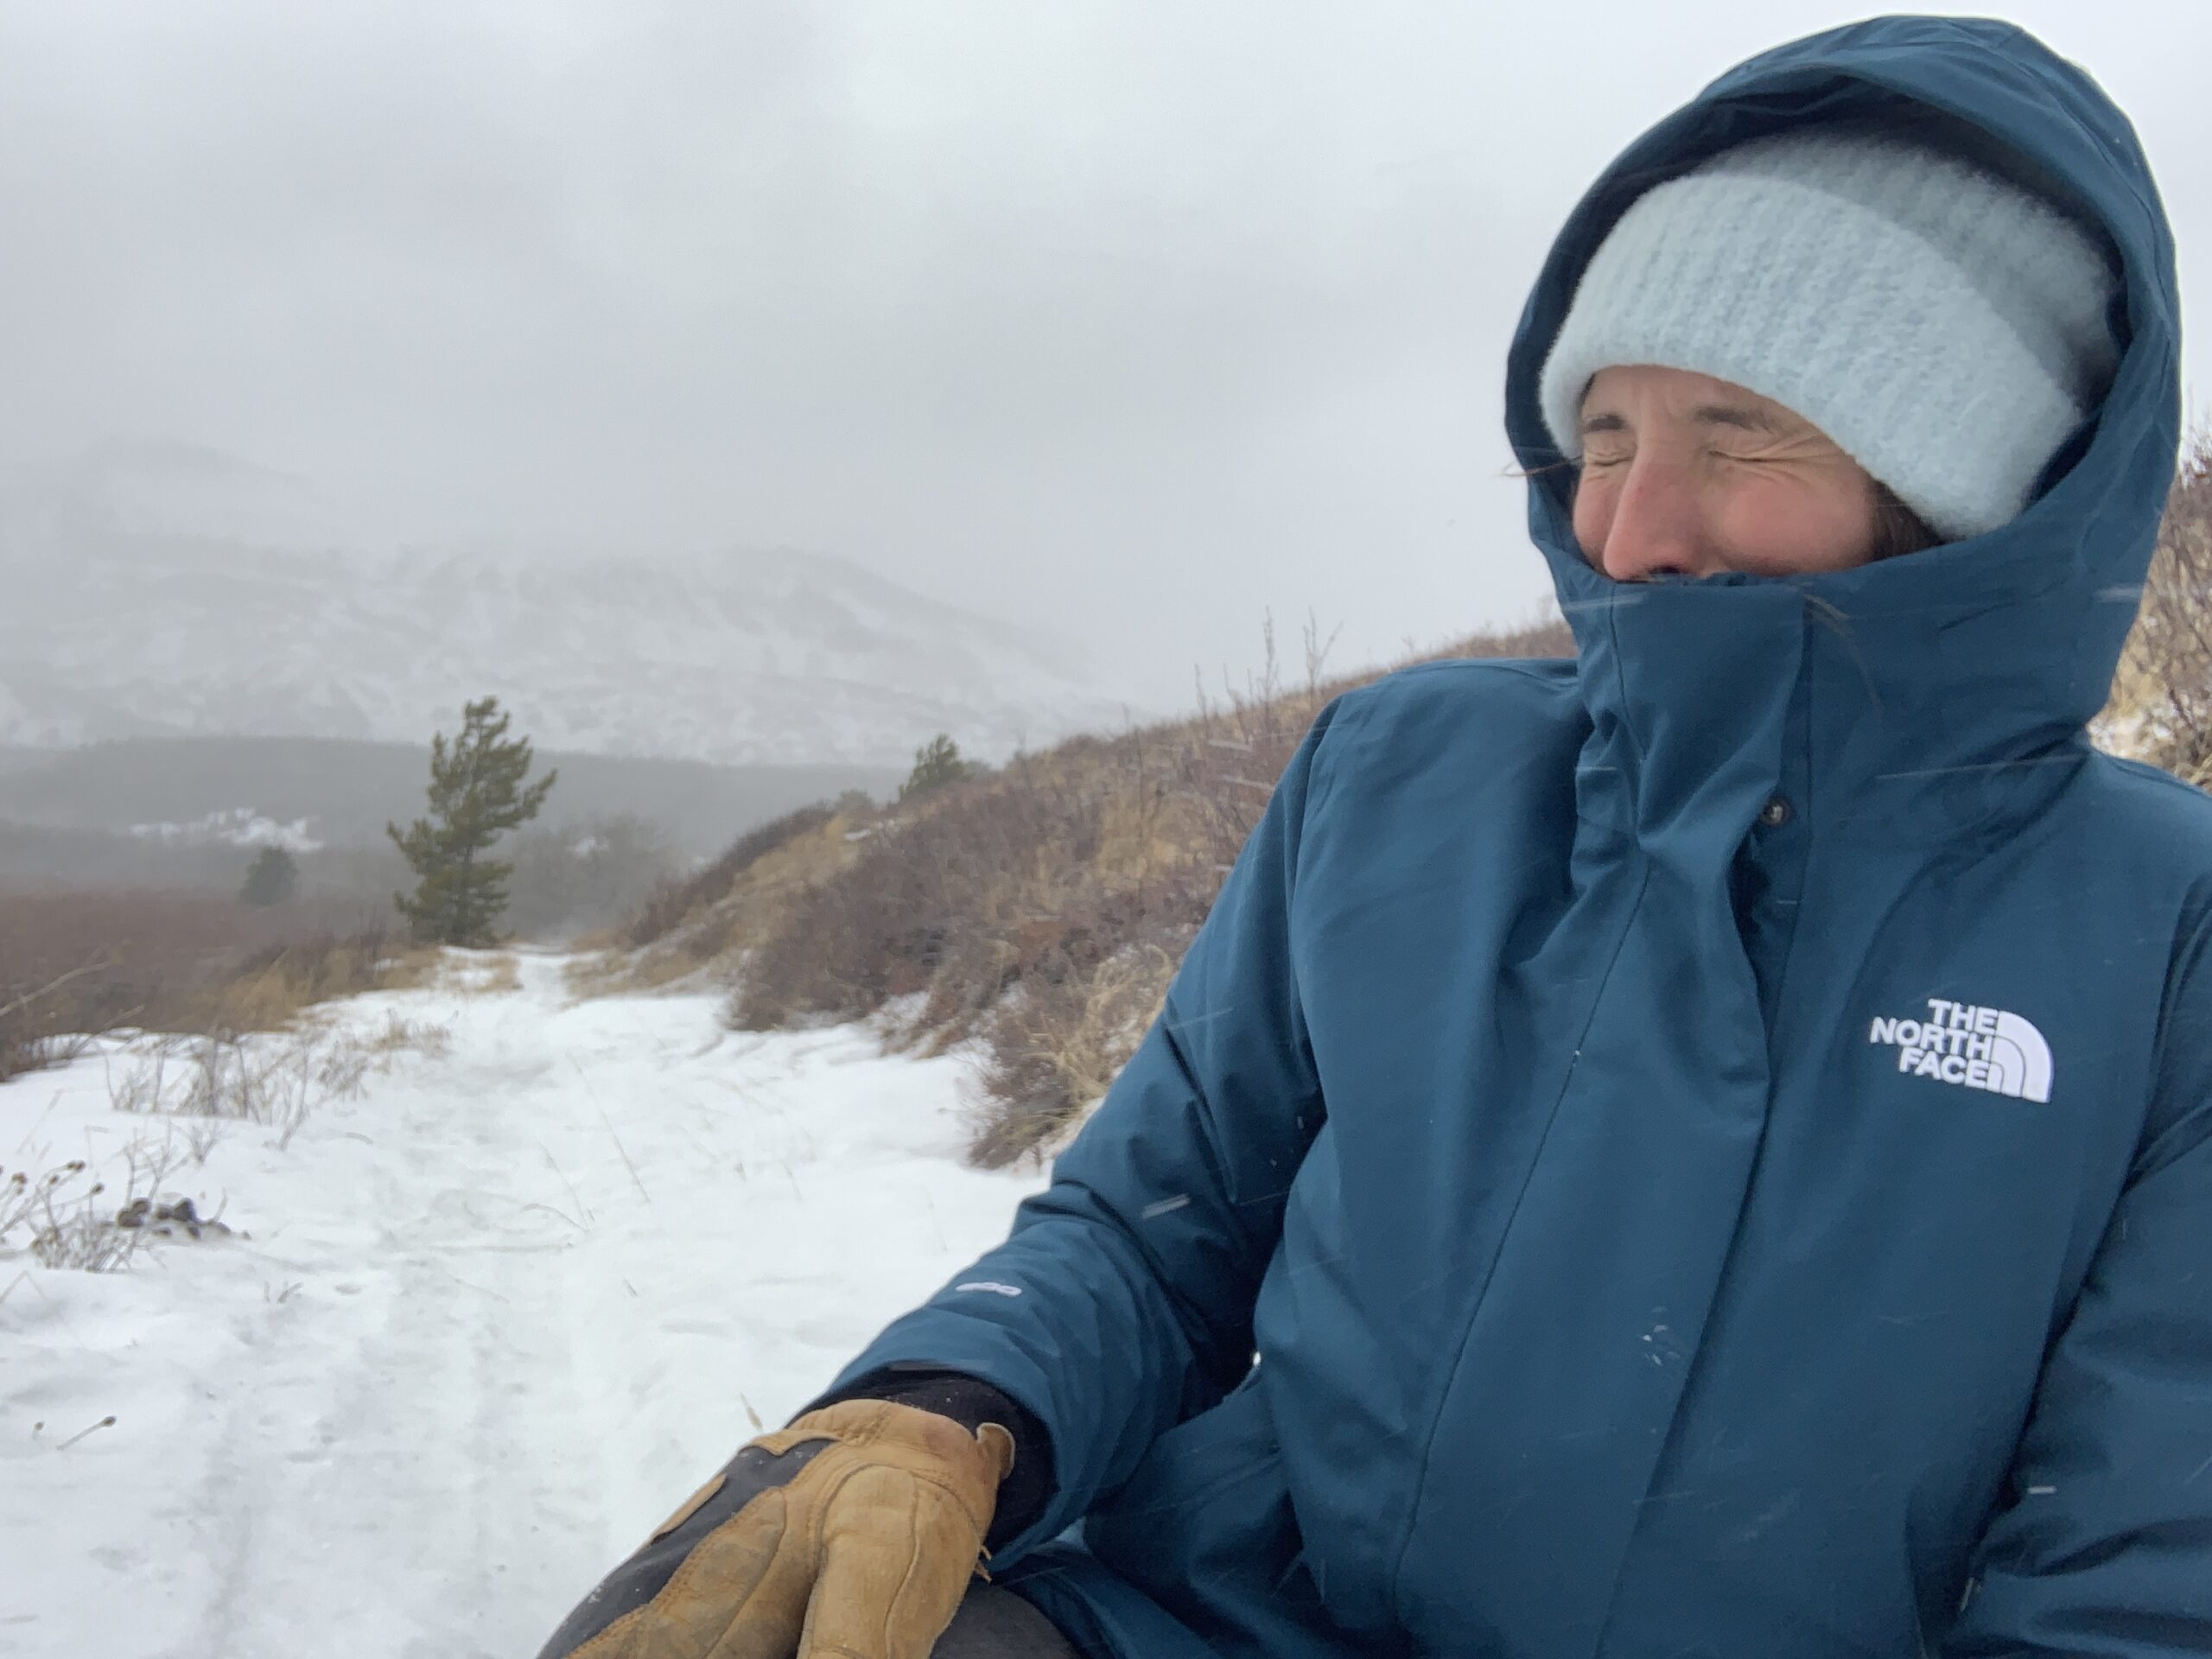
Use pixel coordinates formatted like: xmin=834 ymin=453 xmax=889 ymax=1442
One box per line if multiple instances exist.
xmin=1538 ymin=125 xmax=2120 ymax=542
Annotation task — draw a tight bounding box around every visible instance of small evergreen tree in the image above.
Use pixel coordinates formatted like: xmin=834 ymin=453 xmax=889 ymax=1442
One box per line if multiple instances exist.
xmin=238 ymin=845 xmax=298 ymax=908
xmin=898 ymin=734 xmax=971 ymax=804
xmin=387 ymin=697 xmax=557 ymax=946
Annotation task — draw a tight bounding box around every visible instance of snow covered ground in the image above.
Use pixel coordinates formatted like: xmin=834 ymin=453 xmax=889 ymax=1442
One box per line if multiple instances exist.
xmin=0 ymin=953 xmax=1045 ymax=1657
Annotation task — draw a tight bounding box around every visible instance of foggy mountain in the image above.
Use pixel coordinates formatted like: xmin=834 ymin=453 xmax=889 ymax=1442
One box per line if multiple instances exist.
xmin=0 ymin=441 xmax=1136 ymax=767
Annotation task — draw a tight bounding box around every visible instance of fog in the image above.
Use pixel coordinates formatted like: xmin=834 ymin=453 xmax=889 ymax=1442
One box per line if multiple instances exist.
xmin=3 ymin=0 xmax=2206 ymax=708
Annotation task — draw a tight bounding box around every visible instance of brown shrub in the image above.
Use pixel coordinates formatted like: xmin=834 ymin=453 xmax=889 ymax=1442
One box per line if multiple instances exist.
xmin=2101 ymin=431 xmax=2212 ymax=781
xmin=187 ymin=927 xmax=426 ymax=1033
xmin=464 ymin=952 xmax=523 ymax=995
xmin=567 ymin=804 xmax=873 ymax=1001
xmin=0 ymin=978 xmax=101 ymax=1084
xmin=0 ymin=887 xmax=424 ymax=1081
xmin=727 ymin=613 xmax=1574 ymax=1163
xmin=969 ymin=944 xmax=1179 ymax=1166
xmin=0 ymin=890 xmax=236 ymax=1079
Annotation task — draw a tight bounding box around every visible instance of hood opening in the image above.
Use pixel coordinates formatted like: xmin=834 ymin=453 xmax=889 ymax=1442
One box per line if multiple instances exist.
xmin=1501 ymin=16 xmax=2183 ymax=754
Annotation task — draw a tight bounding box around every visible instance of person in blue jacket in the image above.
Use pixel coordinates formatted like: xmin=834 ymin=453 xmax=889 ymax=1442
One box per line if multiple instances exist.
xmin=538 ymin=15 xmax=2207 ymax=1659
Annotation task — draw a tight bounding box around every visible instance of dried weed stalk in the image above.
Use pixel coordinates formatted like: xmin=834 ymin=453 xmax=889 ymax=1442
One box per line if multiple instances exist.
xmin=0 ymin=1129 xmax=195 ymax=1272
xmin=105 ymin=1014 xmax=446 ymax=1152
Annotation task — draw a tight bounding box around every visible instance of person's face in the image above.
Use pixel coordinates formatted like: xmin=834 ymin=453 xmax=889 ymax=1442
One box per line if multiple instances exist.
xmin=1570 ymin=365 xmax=1885 ymax=582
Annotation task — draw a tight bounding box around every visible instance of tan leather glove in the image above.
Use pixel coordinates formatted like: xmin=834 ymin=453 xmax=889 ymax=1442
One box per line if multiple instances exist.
xmin=537 ymin=1397 xmax=1017 ymax=1659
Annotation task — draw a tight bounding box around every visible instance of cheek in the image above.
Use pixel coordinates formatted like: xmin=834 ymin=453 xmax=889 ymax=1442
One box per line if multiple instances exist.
xmin=1721 ymin=475 xmax=1878 ymax=571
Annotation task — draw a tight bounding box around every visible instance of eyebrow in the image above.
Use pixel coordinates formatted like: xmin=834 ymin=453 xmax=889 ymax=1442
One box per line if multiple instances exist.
xmin=1692 ymin=403 xmax=1780 ymax=434
xmin=1577 ymin=403 xmax=1782 ymax=437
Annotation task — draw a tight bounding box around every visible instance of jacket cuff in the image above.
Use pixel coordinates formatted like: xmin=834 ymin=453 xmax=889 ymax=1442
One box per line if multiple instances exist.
xmin=802 ymin=1363 xmax=1054 ymax=1550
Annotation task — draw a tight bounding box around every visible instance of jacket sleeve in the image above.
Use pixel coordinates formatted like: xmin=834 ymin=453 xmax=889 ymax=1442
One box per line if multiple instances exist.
xmin=1943 ymin=925 xmax=2212 ymax=1655
xmin=805 ymin=698 xmax=1346 ymax=1563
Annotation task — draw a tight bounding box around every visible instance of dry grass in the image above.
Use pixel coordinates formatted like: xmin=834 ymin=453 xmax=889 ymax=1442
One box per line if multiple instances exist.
xmin=0 ymin=889 xmax=240 ymax=1081
xmin=0 ymin=895 xmax=451 ymax=1273
xmin=722 ymin=613 xmax=1573 ymax=1164
xmin=4 ymin=1007 xmax=453 ymax=1274
xmin=105 ymin=1007 xmax=452 ymax=1152
xmin=0 ymin=889 xmax=436 ymax=1087
xmin=2100 ymin=430 xmax=2212 ymax=779
xmin=560 ymin=948 xmax=645 ymax=1000
xmin=109 ymin=1033 xmax=338 ymax=1151
xmin=439 ymin=951 xmax=521 ymax=995
xmin=195 ymin=931 xmax=438 ymax=1033
xmin=0 ymin=973 xmax=104 ymax=1087
xmin=568 ymin=805 xmax=873 ymax=1000
xmin=359 ymin=1010 xmax=454 ymax=1061
xmin=969 ymin=944 xmax=1179 ymax=1166
xmin=622 ymin=803 xmax=842 ymax=951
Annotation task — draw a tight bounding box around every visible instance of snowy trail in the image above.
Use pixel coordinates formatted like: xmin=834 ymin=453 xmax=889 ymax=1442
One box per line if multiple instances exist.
xmin=1 ymin=955 xmax=1043 ymax=1658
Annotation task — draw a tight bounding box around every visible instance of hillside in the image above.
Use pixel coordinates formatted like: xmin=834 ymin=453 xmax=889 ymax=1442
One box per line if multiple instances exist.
xmin=0 ymin=440 xmax=1136 ymax=767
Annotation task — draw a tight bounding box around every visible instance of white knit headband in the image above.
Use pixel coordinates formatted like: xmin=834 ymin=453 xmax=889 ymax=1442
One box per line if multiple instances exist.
xmin=1538 ymin=127 xmax=2120 ymax=541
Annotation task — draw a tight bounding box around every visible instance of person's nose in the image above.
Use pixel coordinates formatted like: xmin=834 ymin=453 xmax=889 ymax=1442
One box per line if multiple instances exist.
xmin=1595 ymin=457 xmax=1707 ymax=582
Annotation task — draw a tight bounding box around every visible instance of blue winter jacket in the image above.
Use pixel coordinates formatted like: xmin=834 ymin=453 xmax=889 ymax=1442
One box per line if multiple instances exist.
xmin=823 ymin=17 xmax=2209 ymax=1657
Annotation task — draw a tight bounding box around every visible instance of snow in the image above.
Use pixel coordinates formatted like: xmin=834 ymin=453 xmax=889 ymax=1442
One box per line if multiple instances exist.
xmin=0 ymin=953 xmax=1045 ymax=1657
xmin=126 ymin=807 xmax=323 ymax=853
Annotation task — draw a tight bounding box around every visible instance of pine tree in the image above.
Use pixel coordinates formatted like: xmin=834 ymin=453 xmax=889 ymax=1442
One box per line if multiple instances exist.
xmin=238 ymin=845 xmax=298 ymax=908
xmin=898 ymin=734 xmax=971 ymax=804
xmin=386 ymin=697 xmax=558 ymax=946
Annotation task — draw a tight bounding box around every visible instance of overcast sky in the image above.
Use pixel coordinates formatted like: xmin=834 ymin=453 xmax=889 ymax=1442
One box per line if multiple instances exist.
xmin=2 ymin=2 xmax=2206 ymax=709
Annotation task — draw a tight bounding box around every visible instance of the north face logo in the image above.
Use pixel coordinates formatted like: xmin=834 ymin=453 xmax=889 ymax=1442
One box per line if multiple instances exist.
xmin=1868 ymin=998 xmax=2052 ymax=1103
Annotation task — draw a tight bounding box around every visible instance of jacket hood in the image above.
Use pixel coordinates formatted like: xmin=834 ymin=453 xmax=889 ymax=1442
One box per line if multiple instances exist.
xmin=1506 ymin=16 xmax=2182 ymax=837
